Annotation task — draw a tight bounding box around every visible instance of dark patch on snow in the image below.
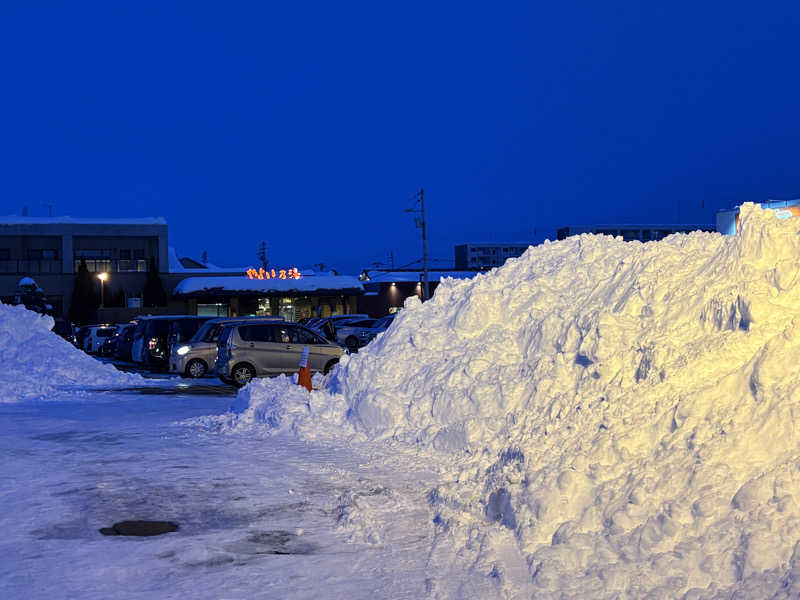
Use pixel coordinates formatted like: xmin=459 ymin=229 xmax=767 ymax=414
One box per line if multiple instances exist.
xmin=486 ymin=488 xmax=517 ymax=530
xmin=575 ymin=354 xmax=594 ymax=367
xmin=220 ymin=530 xmax=316 ymax=558
xmin=105 ymin=385 xmax=236 ymax=397
xmin=99 ymin=520 xmax=179 ymax=536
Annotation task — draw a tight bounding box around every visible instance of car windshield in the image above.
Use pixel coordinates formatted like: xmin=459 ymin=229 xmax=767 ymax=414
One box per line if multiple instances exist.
xmin=170 ymin=318 xmax=209 ymax=342
xmin=203 ymin=323 xmax=226 ymax=343
xmin=343 ymin=319 xmax=376 ymax=328
xmin=190 ymin=320 xmax=218 ymax=343
xmin=96 ymin=328 xmax=116 ymax=337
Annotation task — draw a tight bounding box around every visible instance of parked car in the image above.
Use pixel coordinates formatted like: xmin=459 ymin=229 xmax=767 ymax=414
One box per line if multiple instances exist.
xmin=335 ymin=318 xmax=378 ymax=351
xmin=114 ymin=321 xmax=139 ymax=362
xmin=51 ymin=319 xmax=74 ymax=343
xmin=365 ymin=314 xmax=396 ymax=343
xmin=100 ymin=323 xmax=136 ymax=358
xmin=307 ymin=317 xmax=337 ymax=342
xmin=82 ymin=325 xmax=118 ymax=354
xmin=307 ymin=314 xmax=370 ymax=343
xmin=74 ymin=325 xmax=92 ymax=350
xmin=215 ymin=321 xmax=344 ymax=387
xmin=328 ymin=313 xmax=369 ymax=326
xmin=131 ymin=315 xmax=199 ymax=370
xmin=166 ymin=316 xmax=214 ymax=359
xmin=170 ymin=316 xmax=283 ymax=378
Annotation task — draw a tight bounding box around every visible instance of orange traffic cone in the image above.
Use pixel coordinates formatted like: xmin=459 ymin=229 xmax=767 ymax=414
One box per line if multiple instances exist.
xmin=297 ymin=345 xmax=312 ymax=391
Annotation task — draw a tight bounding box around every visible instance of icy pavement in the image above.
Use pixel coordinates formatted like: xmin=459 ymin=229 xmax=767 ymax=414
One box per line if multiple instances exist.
xmin=0 ymin=383 xmax=465 ymax=600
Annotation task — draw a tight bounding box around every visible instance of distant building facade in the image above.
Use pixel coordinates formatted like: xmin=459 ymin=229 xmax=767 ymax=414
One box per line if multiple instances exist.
xmin=0 ymin=215 xmax=365 ymax=323
xmin=454 ymin=243 xmax=529 ymax=270
xmin=0 ymin=217 xmax=169 ymax=319
xmin=357 ymin=269 xmax=483 ymax=317
xmin=556 ymin=224 xmax=714 ymax=242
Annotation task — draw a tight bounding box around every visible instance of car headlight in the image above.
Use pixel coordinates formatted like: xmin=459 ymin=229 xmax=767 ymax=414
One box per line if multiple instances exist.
xmin=176 ymin=345 xmax=191 ymax=356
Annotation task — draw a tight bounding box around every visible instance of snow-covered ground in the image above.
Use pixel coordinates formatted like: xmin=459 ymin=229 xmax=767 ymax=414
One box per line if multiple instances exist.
xmin=0 ymin=387 xmax=471 ymax=600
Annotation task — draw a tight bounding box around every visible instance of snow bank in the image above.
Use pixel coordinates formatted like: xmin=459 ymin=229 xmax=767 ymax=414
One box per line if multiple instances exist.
xmin=0 ymin=303 xmax=140 ymax=402
xmin=227 ymin=203 xmax=800 ymax=597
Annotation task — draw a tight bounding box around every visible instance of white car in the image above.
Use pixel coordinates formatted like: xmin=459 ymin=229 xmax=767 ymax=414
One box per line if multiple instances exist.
xmin=83 ymin=325 xmax=117 ymax=354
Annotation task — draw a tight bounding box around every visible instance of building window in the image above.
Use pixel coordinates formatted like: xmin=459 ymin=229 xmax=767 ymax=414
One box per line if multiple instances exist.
xmin=119 ymin=249 xmax=131 ymax=260
xmin=134 ymin=249 xmax=144 ymax=260
xmin=197 ymin=303 xmax=229 ymax=317
xmin=26 ymin=248 xmax=59 ymax=260
xmin=0 ymin=249 xmax=9 ymax=260
xmin=75 ymin=249 xmax=110 ymax=258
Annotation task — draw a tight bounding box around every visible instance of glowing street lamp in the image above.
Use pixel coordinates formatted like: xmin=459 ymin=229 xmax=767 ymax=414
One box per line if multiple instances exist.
xmin=97 ymin=272 xmax=108 ymax=308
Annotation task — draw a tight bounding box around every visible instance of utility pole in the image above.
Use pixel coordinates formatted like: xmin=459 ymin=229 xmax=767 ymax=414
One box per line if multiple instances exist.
xmin=257 ymin=241 xmax=268 ymax=270
xmin=405 ymin=188 xmax=429 ymax=300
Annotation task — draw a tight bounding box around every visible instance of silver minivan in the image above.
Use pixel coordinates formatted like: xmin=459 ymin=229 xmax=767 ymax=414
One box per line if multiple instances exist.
xmin=170 ymin=316 xmax=283 ymax=378
xmin=215 ymin=321 xmax=344 ymax=386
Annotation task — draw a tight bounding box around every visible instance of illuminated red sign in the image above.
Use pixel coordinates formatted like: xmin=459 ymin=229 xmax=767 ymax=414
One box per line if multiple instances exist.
xmin=247 ymin=267 xmax=301 ymax=280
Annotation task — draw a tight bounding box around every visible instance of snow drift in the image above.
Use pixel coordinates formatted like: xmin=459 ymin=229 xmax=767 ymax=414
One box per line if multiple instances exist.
xmin=226 ymin=203 xmax=800 ymax=597
xmin=0 ymin=303 xmax=139 ymax=402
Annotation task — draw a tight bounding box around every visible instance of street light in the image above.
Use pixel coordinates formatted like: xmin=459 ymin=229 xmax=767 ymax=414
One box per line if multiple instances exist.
xmin=97 ymin=272 xmax=108 ymax=308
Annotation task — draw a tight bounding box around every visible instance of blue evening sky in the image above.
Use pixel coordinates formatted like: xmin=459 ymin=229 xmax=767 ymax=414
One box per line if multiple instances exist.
xmin=2 ymin=2 xmax=800 ymax=273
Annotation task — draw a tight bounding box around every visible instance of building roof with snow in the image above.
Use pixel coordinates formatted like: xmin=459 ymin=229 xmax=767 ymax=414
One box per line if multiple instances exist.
xmin=173 ymin=272 xmax=364 ymax=297
xmin=167 ymin=247 xmax=246 ymax=274
xmin=0 ymin=215 xmax=167 ymax=225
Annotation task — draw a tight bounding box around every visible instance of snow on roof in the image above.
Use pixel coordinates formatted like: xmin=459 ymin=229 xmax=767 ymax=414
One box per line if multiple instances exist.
xmin=167 ymin=247 xmax=245 ymax=274
xmin=362 ymin=270 xmax=484 ymax=283
xmin=173 ymin=274 xmax=364 ymax=295
xmin=0 ymin=216 xmax=167 ymax=225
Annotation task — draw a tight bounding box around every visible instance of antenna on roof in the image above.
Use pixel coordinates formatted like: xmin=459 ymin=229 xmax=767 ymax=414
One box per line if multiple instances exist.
xmin=42 ymin=204 xmax=53 ymax=217
xmin=21 ymin=206 xmax=29 ymax=217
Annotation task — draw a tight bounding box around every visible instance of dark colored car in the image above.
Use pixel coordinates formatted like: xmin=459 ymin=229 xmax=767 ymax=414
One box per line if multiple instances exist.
xmin=131 ymin=315 xmax=212 ymax=370
xmin=100 ymin=323 xmax=136 ymax=359
xmin=114 ymin=322 xmax=138 ymax=362
xmin=74 ymin=325 xmax=91 ymax=350
xmin=167 ymin=316 xmax=213 ymax=353
xmin=51 ymin=320 xmax=74 ymax=343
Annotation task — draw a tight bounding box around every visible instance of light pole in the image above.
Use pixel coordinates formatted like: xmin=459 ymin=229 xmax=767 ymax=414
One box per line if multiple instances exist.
xmin=97 ymin=272 xmax=108 ymax=309
xmin=404 ymin=188 xmax=429 ymax=300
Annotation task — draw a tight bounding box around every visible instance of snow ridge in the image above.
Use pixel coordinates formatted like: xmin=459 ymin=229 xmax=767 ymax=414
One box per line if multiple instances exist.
xmin=0 ymin=303 xmax=140 ymax=402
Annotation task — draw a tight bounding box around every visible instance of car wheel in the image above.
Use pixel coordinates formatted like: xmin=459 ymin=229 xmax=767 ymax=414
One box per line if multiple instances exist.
xmin=323 ymin=359 xmax=339 ymax=375
xmin=345 ymin=336 xmax=359 ymax=352
xmin=231 ymin=363 xmax=255 ymax=387
xmin=186 ymin=359 xmax=208 ymax=379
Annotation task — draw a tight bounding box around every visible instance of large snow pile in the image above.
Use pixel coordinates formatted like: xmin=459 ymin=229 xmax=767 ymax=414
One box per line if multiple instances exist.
xmin=0 ymin=303 xmax=139 ymax=402
xmin=227 ymin=203 xmax=800 ymax=597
